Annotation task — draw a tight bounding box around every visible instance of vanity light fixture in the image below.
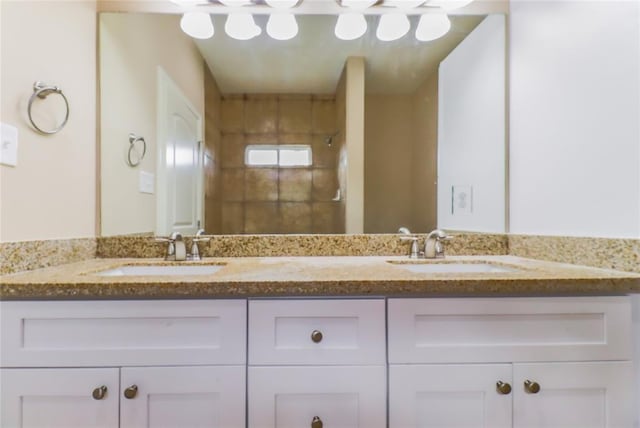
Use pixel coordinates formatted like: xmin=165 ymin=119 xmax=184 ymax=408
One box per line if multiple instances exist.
xmin=225 ymin=13 xmax=262 ymax=40
xmin=376 ymin=13 xmax=410 ymax=41
xmin=429 ymin=0 xmax=474 ymax=11
xmin=415 ymin=9 xmax=451 ymax=41
xmin=265 ymin=0 xmax=299 ymax=40
xmin=335 ymin=13 xmax=367 ymax=40
xmin=267 ymin=13 xmax=299 ymax=40
xmin=180 ymin=12 xmax=214 ymax=39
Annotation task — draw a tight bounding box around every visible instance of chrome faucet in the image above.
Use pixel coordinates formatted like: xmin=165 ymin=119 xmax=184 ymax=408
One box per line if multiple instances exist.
xmin=189 ymin=229 xmax=210 ymax=261
xmin=398 ymin=227 xmax=421 ymax=259
xmin=155 ymin=232 xmax=187 ymax=261
xmin=424 ymin=229 xmax=451 ymax=259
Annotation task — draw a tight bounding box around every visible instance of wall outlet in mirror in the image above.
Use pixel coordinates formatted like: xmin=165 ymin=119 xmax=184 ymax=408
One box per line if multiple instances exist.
xmin=139 ymin=171 xmax=154 ymax=194
xmin=0 ymin=123 xmax=18 ymax=167
xmin=452 ymin=185 xmax=473 ymax=215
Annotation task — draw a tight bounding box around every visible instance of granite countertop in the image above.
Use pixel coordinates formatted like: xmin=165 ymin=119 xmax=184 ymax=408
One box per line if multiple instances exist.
xmin=1 ymin=255 xmax=639 ymax=300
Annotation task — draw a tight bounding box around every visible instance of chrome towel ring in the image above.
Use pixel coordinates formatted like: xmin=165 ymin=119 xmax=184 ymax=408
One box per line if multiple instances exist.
xmin=127 ymin=133 xmax=147 ymax=167
xmin=27 ymin=81 xmax=70 ymax=135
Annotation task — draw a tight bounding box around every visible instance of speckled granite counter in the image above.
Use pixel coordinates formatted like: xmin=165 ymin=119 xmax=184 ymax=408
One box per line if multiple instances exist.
xmin=1 ymin=256 xmax=639 ymax=300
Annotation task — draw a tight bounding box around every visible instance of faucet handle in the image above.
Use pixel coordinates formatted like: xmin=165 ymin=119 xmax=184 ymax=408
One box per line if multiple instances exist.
xmin=400 ymin=236 xmax=421 ymax=259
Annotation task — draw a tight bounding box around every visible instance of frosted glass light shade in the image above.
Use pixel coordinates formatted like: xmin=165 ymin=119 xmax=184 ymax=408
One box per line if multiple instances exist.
xmin=384 ymin=0 xmax=426 ymax=9
xmin=429 ymin=0 xmax=474 ymax=11
xmin=267 ymin=14 xmax=298 ymax=40
xmin=415 ymin=13 xmax=451 ymax=41
xmin=376 ymin=14 xmax=410 ymax=41
xmin=265 ymin=0 xmax=299 ymax=8
xmin=219 ymin=0 xmax=252 ymax=6
xmin=180 ymin=12 xmax=214 ymax=39
xmin=340 ymin=0 xmax=377 ymax=9
xmin=225 ymin=13 xmax=261 ymax=40
xmin=335 ymin=13 xmax=367 ymax=40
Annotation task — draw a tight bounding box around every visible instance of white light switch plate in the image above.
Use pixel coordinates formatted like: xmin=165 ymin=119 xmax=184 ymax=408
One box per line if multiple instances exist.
xmin=0 ymin=123 xmax=18 ymax=167
xmin=139 ymin=171 xmax=155 ymax=194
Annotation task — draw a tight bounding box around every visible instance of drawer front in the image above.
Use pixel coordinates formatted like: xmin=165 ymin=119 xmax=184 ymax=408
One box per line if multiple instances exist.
xmin=0 ymin=300 xmax=246 ymax=367
xmin=388 ymin=297 xmax=632 ymax=364
xmin=249 ymin=299 xmax=385 ymax=365
xmin=248 ymin=366 xmax=386 ymax=428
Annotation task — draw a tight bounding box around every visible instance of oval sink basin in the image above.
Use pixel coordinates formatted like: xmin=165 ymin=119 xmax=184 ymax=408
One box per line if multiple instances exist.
xmin=96 ymin=265 xmax=225 ymax=277
xmin=390 ymin=262 xmax=517 ymax=274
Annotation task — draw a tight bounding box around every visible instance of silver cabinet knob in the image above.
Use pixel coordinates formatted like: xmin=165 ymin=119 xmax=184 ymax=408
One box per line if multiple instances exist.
xmin=311 ymin=416 xmax=323 ymax=428
xmin=92 ymin=385 xmax=107 ymax=400
xmin=311 ymin=330 xmax=323 ymax=343
xmin=524 ymin=380 xmax=541 ymax=394
xmin=124 ymin=385 xmax=138 ymax=399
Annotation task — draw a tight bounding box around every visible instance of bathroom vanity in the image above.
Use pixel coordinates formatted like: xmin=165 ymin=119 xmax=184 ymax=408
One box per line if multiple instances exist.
xmin=1 ymin=256 xmax=639 ymax=428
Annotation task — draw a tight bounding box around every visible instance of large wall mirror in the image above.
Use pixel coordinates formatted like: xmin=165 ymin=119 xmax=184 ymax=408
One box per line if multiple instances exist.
xmin=99 ymin=7 xmax=506 ymax=237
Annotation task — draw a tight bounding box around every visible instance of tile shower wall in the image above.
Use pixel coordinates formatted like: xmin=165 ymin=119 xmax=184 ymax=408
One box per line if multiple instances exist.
xmin=218 ymin=95 xmax=342 ymax=234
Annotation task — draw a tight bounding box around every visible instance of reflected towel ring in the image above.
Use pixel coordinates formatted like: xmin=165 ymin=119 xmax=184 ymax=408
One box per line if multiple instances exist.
xmin=27 ymin=81 xmax=70 ymax=135
xmin=127 ymin=133 xmax=147 ymax=167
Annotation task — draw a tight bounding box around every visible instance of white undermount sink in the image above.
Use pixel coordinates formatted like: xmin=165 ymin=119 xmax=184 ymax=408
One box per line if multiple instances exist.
xmin=389 ymin=262 xmax=518 ymax=274
xmin=95 ymin=264 xmax=225 ymax=277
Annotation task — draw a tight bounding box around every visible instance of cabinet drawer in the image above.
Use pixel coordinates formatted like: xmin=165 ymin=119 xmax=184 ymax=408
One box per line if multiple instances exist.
xmin=248 ymin=366 xmax=386 ymax=428
xmin=249 ymin=299 xmax=385 ymax=365
xmin=0 ymin=300 xmax=246 ymax=367
xmin=388 ymin=297 xmax=631 ymax=363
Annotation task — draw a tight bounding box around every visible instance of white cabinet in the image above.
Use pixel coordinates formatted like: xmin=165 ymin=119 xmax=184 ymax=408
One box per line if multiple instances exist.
xmin=513 ymin=362 xmax=633 ymax=428
xmin=389 ymin=364 xmax=512 ymax=428
xmin=0 ymin=368 xmax=120 ymax=428
xmin=249 ymin=366 xmax=386 ymax=428
xmin=0 ymin=300 xmax=247 ymax=428
xmin=248 ymin=299 xmax=387 ymax=428
xmin=388 ymin=297 xmax=634 ymax=428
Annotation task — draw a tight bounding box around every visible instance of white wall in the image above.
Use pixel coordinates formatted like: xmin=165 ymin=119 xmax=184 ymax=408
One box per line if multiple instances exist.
xmin=437 ymin=15 xmax=506 ymax=233
xmin=0 ymin=1 xmax=97 ymax=242
xmin=509 ymin=0 xmax=640 ymax=239
xmin=509 ymin=2 xmax=640 ymax=425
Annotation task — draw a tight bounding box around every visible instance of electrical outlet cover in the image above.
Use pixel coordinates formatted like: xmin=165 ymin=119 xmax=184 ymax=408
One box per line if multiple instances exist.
xmin=0 ymin=123 xmax=18 ymax=167
xmin=452 ymin=185 xmax=473 ymax=215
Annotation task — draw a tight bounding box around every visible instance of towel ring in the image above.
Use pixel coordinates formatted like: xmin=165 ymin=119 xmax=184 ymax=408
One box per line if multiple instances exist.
xmin=27 ymin=81 xmax=70 ymax=135
xmin=127 ymin=133 xmax=147 ymax=167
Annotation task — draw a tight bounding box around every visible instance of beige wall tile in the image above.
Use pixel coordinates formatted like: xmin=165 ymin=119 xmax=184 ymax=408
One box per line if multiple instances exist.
xmin=221 ymin=203 xmax=244 ymax=234
xmin=246 ymin=133 xmax=278 ymax=145
xmin=245 ymin=203 xmax=279 ymax=233
xmin=245 ymin=168 xmax=278 ymax=201
xmin=221 ymin=133 xmax=246 ymax=168
xmin=311 ymin=135 xmax=336 ymax=168
xmin=280 ymin=202 xmax=312 ymax=233
xmin=221 ymin=98 xmax=244 ymax=132
xmin=279 ymin=169 xmax=312 ymax=201
xmin=279 ymin=97 xmax=312 ymax=133
xmin=312 ymin=99 xmax=337 ymax=133
xmin=221 ymin=169 xmax=245 ymax=202
xmin=279 ymin=133 xmax=312 ymax=145
xmin=312 ymin=202 xmax=340 ymax=234
xmin=312 ymin=169 xmax=339 ymax=201
xmin=245 ymin=97 xmax=278 ymax=134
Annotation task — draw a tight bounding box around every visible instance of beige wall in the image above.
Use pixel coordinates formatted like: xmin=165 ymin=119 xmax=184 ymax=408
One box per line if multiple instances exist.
xmin=217 ymin=94 xmax=341 ymax=234
xmin=99 ymin=13 xmax=205 ymax=237
xmin=335 ymin=67 xmax=347 ymax=233
xmin=344 ymin=57 xmax=365 ymax=234
xmin=204 ymin=65 xmax=223 ymax=234
xmin=411 ymin=71 xmax=438 ymax=232
xmin=364 ymin=94 xmax=414 ymax=233
xmin=0 ymin=1 xmax=97 ymax=242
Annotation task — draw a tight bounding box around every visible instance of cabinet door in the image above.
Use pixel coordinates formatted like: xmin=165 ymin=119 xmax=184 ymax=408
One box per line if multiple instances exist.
xmin=389 ymin=364 xmax=512 ymax=428
xmin=249 ymin=366 xmax=386 ymax=428
xmin=513 ymin=362 xmax=633 ymax=428
xmin=0 ymin=368 xmax=119 ymax=428
xmin=120 ymin=366 xmax=245 ymax=428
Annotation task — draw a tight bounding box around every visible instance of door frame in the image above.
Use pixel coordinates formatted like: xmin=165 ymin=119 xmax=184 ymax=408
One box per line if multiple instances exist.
xmin=156 ymin=67 xmax=204 ymax=236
